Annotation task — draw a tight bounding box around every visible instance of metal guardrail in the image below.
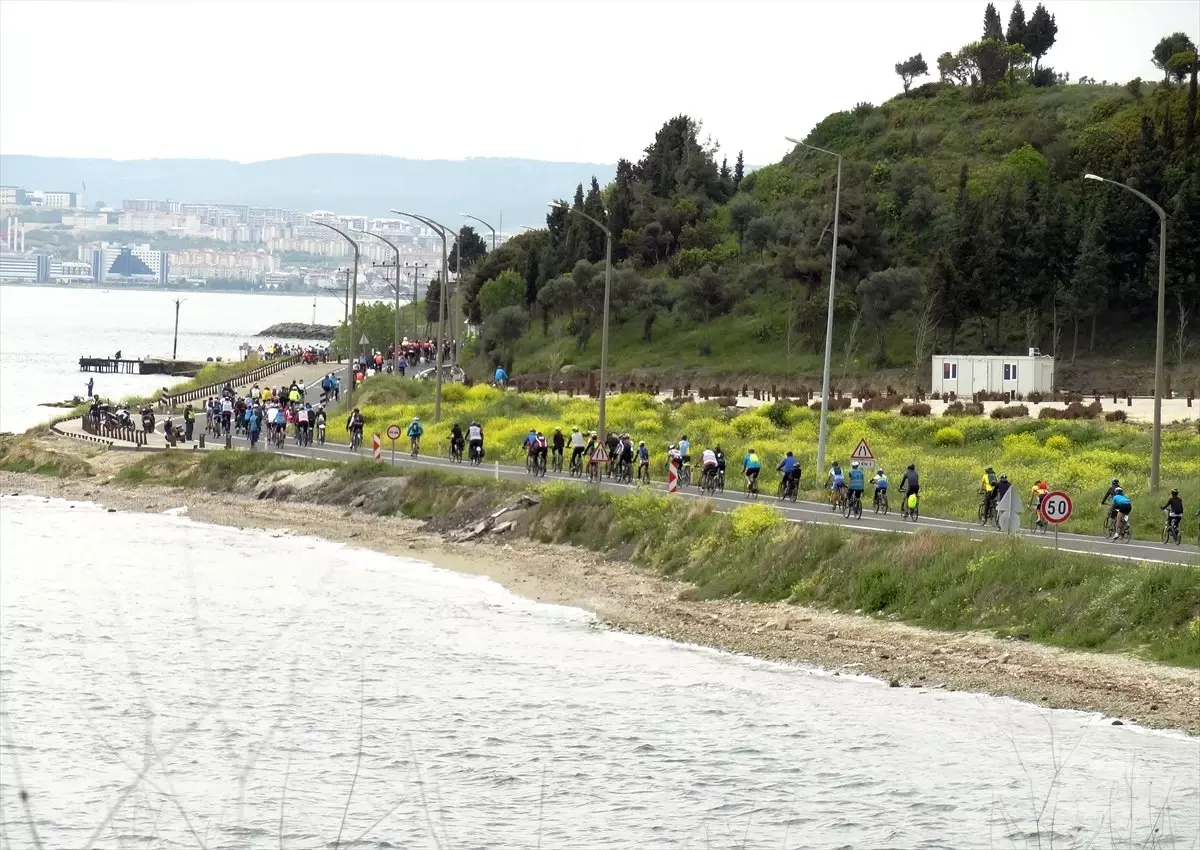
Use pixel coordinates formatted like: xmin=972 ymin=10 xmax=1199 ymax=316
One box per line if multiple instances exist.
xmin=159 ymin=355 xmax=301 ymax=409
xmin=81 ymin=415 xmax=148 ymax=446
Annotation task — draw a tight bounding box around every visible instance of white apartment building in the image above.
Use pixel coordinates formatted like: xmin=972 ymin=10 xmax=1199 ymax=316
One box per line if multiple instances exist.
xmin=89 ymin=243 xmax=169 ymax=285
xmin=0 ymin=186 xmax=28 ymax=206
xmin=36 ymin=191 xmax=82 ymax=209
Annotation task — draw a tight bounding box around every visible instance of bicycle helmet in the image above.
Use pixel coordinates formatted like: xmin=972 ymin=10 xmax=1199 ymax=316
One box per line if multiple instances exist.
xmin=638 ymin=440 xmax=645 ymax=447
xmin=877 ymin=468 xmax=884 ymax=474
xmin=851 ymin=461 xmax=859 ymax=468
xmin=412 ymin=416 xmax=420 ymax=422
xmin=999 ymin=473 xmax=1008 ymax=481
xmin=1113 ymin=486 xmax=1124 ymax=494
xmin=907 ymin=463 xmax=915 ymax=470
xmin=1171 ymin=488 xmax=1179 ymax=495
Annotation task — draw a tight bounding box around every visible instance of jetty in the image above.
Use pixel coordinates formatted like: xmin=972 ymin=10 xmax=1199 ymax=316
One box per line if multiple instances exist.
xmin=79 ymin=357 xmax=204 ymax=376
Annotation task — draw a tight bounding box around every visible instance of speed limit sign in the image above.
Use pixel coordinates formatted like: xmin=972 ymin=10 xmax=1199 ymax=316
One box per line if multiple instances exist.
xmin=386 ymin=424 xmax=401 ymax=441
xmin=1039 ymin=491 xmax=1073 ymax=524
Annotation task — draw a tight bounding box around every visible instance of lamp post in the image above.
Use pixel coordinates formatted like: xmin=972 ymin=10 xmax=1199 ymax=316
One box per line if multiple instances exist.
xmin=392 ymin=210 xmax=456 ymax=422
xmin=785 ymin=135 xmax=841 ymax=479
xmin=459 ymin=212 xmax=496 ymax=251
xmin=171 ymin=297 xmax=185 ymax=360
xmin=354 ymin=229 xmax=402 ymax=373
xmin=1084 ymin=173 xmax=1168 ymax=494
xmin=549 ymin=201 xmax=612 ymax=475
xmin=310 ymin=218 xmax=360 ymax=408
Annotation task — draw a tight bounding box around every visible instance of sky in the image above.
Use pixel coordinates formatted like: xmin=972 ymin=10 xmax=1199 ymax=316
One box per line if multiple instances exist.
xmin=1 ymin=0 xmax=1197 ymax=167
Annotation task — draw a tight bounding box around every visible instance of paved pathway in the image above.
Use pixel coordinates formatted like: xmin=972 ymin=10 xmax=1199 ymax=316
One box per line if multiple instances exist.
xmin=195 ymin=427 xmax=1200 ymax=566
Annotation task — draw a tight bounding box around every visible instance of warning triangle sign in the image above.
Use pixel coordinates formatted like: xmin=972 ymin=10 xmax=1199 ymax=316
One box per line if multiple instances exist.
xmin=590 ymin=444 xmax=609 ymax=464
xmin=850 ymin=438 xmax=874 ymax=461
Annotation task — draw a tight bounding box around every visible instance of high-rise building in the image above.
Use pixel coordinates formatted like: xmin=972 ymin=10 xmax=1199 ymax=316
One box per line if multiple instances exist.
xmin=91 ymin=243 xmax=169 ymax=285
xmin=0 ymin=253 xmax=50 ymax=282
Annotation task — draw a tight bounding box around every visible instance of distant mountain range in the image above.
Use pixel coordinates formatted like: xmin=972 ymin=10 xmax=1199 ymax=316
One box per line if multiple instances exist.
xmin=0 ymin=154 xmax=617 ymax=228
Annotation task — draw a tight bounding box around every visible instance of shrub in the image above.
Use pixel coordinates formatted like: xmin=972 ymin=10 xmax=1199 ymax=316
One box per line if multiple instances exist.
xmin=900 ymin=403 xmax=931 ymax=417
xmin=944 ymin=401 xmax=984 ymax=417
xmin=934 ymin=427 xmax=965 ymax=447
xmin=990 ymin=404 xmax=1030 ymax=420
xmin=730 ymin=503 xmax=784 ymax=540
xmin=810 ymin=397 xmax=852 ymax=412
xmin=1044 ymin=434 xmax=1072 ymax=452
xmin=862 ymin=395 xmax=903 ymax=412
xmin=762 ymin=400 xmax=794 ymax=429
xmin=1105 ymin=410 xmax=1128 ymax=422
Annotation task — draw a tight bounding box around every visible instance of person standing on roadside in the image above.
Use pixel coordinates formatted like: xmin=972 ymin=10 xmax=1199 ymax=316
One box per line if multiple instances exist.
xmin=87 ymin=377 xmax=94 ymax=398
xmin=183 ymin=404 xmax=195 ymax=442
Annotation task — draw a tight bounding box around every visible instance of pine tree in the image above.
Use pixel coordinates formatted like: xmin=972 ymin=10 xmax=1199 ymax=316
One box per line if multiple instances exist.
xmin=607 ymin=159 xmax=635 ymax=262
xmin=733 ymin=151 xmax=745 ymax=188
xmin=1006 ymin=1 xmax=1027 ymax=45
xmin=1023 ymin=3 xmax=1058 ymax=70
xmin=983 ymin=2 xmax=1004 ymax=41
xmin=582 ymin=176 xmax=607 ymax=263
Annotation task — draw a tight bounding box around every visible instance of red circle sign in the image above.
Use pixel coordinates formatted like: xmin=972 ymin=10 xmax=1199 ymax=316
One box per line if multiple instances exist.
xmin=1039 ymin=491 xmax=1072 ymax=524
xmin=386 ymin=424 xmax=401 ymax=441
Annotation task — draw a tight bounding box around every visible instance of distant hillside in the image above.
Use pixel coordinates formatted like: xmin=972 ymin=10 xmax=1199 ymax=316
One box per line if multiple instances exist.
xmin=0 ymin=154 xmax=616 ymax=225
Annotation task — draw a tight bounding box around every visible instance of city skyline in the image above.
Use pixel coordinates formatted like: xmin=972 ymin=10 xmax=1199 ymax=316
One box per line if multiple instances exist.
xmin=1 ymin=0 xmax=1196 ymax=166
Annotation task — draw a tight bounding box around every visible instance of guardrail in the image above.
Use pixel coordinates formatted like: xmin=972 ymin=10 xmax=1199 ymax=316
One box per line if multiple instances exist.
xmin=81 ymin=414 xmax=148 ymax=446
xmin=159 ymin=355 xmax=301 ymax=409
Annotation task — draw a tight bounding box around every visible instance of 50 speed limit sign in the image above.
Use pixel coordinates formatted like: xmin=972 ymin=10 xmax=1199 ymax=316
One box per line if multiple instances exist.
xmin=1039 ymin=491 xmax=1073 ymax=525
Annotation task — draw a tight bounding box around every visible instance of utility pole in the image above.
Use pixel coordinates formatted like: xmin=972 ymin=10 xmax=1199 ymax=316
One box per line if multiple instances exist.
xmin=171 ymin=298 xmax=185 ymax=360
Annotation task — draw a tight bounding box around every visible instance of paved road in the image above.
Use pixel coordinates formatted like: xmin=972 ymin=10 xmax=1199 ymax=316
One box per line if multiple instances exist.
xmin=203 ymin=424 xmax=1199 ymax=567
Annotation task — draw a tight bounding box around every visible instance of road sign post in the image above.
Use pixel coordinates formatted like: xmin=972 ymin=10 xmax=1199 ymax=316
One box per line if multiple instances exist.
xmin=589 ymin=443 xmax=609 ymax=488
xmin=372 ymin=432 xmax=382 ymax=462
xmin=387 ymin=424 xmax=401 ymax=465
xmin=850 ymin=438 xmax=875 ymax=468
xmin=1039 ymin=490 xmax=1072 ymax=550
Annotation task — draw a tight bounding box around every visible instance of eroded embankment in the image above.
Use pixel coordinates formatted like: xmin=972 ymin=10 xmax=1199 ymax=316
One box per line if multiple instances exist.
xmin=2 ymin=436 xmax=1199 ymax=733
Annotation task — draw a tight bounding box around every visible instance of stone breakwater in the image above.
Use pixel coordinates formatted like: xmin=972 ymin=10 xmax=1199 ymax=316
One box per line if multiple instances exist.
xmin=255 ymin=322 xmax=336 ymax=339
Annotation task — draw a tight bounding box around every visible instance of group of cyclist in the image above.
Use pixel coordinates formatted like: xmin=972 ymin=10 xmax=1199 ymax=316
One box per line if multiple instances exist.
xmin=207 ymin=379 xmax=330 ymax=448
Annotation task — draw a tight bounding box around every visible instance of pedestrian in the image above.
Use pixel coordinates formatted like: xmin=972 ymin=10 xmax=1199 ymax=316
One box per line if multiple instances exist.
xmin=87 ymin=377 xmax=94 ymax=398
xmin=183 ymin=403 xmax=195 ymax=441
xmin=334 ymin=375 xmax=342 ymax=401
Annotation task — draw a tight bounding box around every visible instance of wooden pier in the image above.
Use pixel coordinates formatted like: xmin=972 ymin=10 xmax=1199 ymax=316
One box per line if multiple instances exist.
xmin=79 ymin=357 xmax=204 ymax=376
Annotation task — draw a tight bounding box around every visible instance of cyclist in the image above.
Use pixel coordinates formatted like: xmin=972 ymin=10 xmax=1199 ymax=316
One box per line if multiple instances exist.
xmin=636 ymin=440 xmax=650 ymax=479
xmin=467 ymin=420 xmax=484 ymax=461
xmin=979 ymin=466 xmax=998 ymax=518
xmin=535 ymin=431 xmax=549 ymax=470
xmin=1031 ymin=480 xmax=1048 ymax=528
xmin=713 ymin=445 xmax=727 ymax=490
xmin=847 ymin=461 xmax=865 ymax=512
xmin=1101 ymin=478 xmax=1122 ymax=530
xmin=450 ymin=422 xmax=465 ymax=459
xmin=270 ymin=403 xmax=286 ymax=442
xmin=569 ymin=426 xmax=585 ymax=470
xmin=246 ymin=405 xmax=261 ymax=447
xmin=523 ymin=428 xmax=539 ymax=466
xmin=585 ymin=431 xmax=602 ymax=478
xmin=616 ymin=434 xmax=634 ymax=478
xmin=346 ymin=408 xmax=365 ymax=447
xmin=700 ymin=446 xmax=719 ymax=488
xmin=778 ymin=451 xmax=801 ymax=497
xmin=314 ymin=405 xmax=327 ymax=443
xmin=1109 ymin=486 xmax=1132 ymax=540
xmin=827 ymin=461 xmax=846 ymax=507
xmin=666 ymin=443 xmax=682 ymax=477
xmin=678 ymin=434 xmax=692 ymax=467
xmin=407 ymin=416 xmax=424 ymax=453
xmin=995 ymin=472 xmax=1011 ymax=502
xmin=296 ymin=402 xmax=310 ymax=444
xmin=742 ymin=447 xmax=762 ymax=491
xmin=1160 ymin=488 xmax=1183 ymax=537
xmin=551 ymin=428 xmax=565 ymax=469
xmin=900 ymin=463 xmax=919 ymax=516
xmin=872 ymin=467 xmax=889 ymax=508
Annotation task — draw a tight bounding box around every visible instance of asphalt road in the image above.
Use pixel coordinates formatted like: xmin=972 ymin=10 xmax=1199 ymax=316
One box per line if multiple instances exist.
xmin=200 ymin=421 xmax=1199 ymax=567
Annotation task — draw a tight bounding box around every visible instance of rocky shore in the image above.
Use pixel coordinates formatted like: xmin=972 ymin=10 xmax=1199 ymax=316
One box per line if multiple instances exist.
xmin=255 ymin=322 xmax=335 ymax=339
xmin=1 ymin=438 xmax=1196 ymax=735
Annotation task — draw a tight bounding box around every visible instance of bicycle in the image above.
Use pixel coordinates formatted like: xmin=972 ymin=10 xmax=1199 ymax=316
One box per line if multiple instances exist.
xmin=873 ymin=489 xmax=889 ymax=515
xmin=978 ymin=490 xmax=999 ymax=529
xmin=699 ymin=467 xmax=718 ymax=496
xmin=778 ymin=475 xmax=798 ymax=503
xmin=678 ymin=463 xmax=692 ymax=488
xmin=350 ymin=429 xmax=363 ymax=452
xmin=1103 ymin=509 xmax=1117 ymax=537
xmin=1161 ymin=510 xmax=1182 ymax=546
xmin=1113 ymin=513 xmax=1132 ymax=543
xmin=551 ymin=450 xmax=563 ymax=474
xmin=843 ymin=490 xmax=863 ymax=519
xmin=829 ymin=484 xmax=846 ymax=512
xmin=317 ymin=423 xmax=326 ymax=446
xmin=450 ymin=442 xmax=463 ymax=463
xmin=744 ymin=471 xmax=759 ymax=499
xmin=637 ymin=462 xmax=651 ymax=486
xmin=900 ymin=490 xmax=919 ymax=522
xmin=410 ymin=437 xmax=420 ymax=458
xmin=614 ymin=458 xmax=632 ymax=484
xmin=470 ymin=443 xmax=483 ymax=466
xmin=569 ymin=452 xmax=583 ymax=477
xmin=273 ymin=425 xmax=286 ymax=449
xmin=535 ymin=451 xmax=548 ymax=478
xmin=715 ymin=469 xmax=725 ymax=494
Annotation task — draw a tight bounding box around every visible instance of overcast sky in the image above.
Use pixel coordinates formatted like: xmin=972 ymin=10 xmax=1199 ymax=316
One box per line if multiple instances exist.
xmin=1 ymin=0 xmax=1196 ymax=166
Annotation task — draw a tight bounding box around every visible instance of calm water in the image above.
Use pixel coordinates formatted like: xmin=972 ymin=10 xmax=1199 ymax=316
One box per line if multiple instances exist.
xmin=0 ymin=497 xmax=1197 ymax=850
xmin=0 ymin=285 xmax=344 ymax=433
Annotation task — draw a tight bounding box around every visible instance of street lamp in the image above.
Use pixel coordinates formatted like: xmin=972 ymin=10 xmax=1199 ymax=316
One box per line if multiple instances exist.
xmin=310 ymin=218 xmax=360 ymax=409
xmin=549 ymin=200 xmax=612 ymax=477
xmin=171 ymin=298 xmax=186 ymax=360
xmin=1084 ymin=172 xmax=1168 ymax=494
xmin=353 ymin=229 xmax=403 ymax=373
xmin=459 ymin=212 xmax=497 ymax=252
xmin=785 ymin=135 xmax=841 ymax=479
xmin=392 ymin=210 xmax=457 ymax=422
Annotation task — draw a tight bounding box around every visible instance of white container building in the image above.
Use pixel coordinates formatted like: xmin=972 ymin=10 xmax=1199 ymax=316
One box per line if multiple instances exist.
xmin=931 ymin=349 xmax=1055 ymax=397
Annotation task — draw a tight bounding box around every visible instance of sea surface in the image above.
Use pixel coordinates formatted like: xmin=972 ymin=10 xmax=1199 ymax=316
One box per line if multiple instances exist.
xmin=0 ymin=285 xmax=344 ymax=433
xmin=1 ymin=496 xmax=1196 ymax=849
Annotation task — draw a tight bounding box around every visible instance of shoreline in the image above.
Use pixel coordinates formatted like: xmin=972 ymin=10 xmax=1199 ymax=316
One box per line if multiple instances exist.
xmin=2 ymin=466 xmax=1197 ymax=736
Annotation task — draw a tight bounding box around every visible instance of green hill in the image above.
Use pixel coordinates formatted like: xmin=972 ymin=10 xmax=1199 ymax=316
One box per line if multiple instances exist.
xmin=339 ymin=9 xmax=1200 ymax=392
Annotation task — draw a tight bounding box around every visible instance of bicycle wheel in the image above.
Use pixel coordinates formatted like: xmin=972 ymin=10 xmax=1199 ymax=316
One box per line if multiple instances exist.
xmin=853 ymin=498 xmax=862 ymax=519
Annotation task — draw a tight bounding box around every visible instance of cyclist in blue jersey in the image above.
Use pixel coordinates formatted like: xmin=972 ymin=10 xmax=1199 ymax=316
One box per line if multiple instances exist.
xmin=777 ymin=451 xmax=801 ymax=497
xmin=678 ymin=435 xmax=691 ymax=466
xmin=1109 ymin=487 xmax=1132 ymax=540
xmin=847 ymin=461 xmax=866 ymax=509
xmin=872 ymin=468 xmax=889 ymax=507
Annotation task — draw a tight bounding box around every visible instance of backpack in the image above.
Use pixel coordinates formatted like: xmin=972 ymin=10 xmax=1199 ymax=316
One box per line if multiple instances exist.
xmin=986 ymin=471 xmax=997 ymax=487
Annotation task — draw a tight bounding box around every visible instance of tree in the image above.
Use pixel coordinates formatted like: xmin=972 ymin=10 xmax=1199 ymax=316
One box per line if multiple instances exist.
xmin=733 ymin=151 xmax=745 ymax=188
xmin=983 ymin=2 xmax=1004 ymax=41
xmin=582 ymin=176 xmax=607 ymax=263
xmin=607 ymin=159 xmax=635 ymax=261
xmin=744 ymin=216 xmax=776 ymax=261
xmin=855 ymin=267 xmax=923 ymax=365
xmin=1167 ymin=50 xmax=1198 ymax=86
xmin=728 ymin=195 xmax=763 ymax=249
xmin=478 ymin=269 xmax=525 ymax=318
xmin=424 ymin=274 xmax=442 ymax=327
xmin=677 ymin=265 xmax=733 ymax=322
xmin=1153 ymin=32 xmax=1196 ymax=82
xmin=894 ymin=53 xmax=929 ymax=93
xmin=1023 ymin=3 xmax=1058 ymax=70
xmin=447 ymin=225 xmax=488 ymax=271
xmin=523 ymin=248 xmax=540 ymax=310
xmin=1006 ymin=1 xmax=1027 ymax=46
xmin=482 ymin=305 xmax=528 ymax=373
xmin=938 ymin=51 xmax=968 ymax=85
